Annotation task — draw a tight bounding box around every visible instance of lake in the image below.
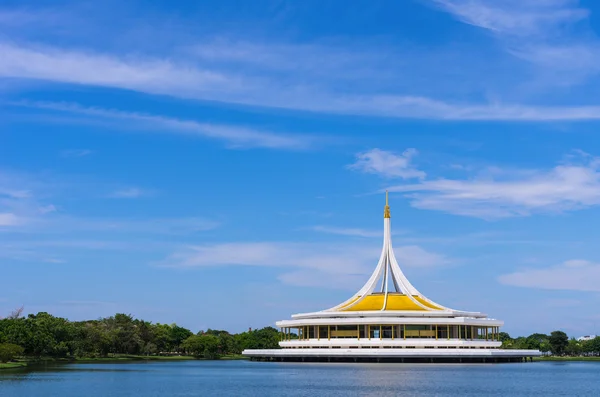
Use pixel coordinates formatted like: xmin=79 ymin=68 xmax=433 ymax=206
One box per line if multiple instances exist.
xmin=1 ymin=360 xmax=599 ymax=396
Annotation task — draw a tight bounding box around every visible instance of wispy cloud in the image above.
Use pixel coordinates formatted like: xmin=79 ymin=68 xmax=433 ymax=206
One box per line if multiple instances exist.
xmin=5 ymin=39 xmax=600 ymax=120
xmin=8 ymin=101 xmax=315 ymax=150
xmin=352 ymin=150 xmax=600 ymax=219
xmin=4 ymin=215 xmax=219 ymax=237
xmin=0 ymin=169 xmax=50 ymax=228
xmin=0 ymin=212 xmax=22 ymax=226
xmin=311 ymin=225 xmax=382 ymax=238
xmin=0 ymin=42 xmax=231 ymax=97
xmin=60 ymin=149 xmax=92 ymax=158
xmin=431 ymin=0 xmax=588 ymax=37
xmin=430 ymin=0 xmax=600 ymax=80
xmin=108 ymin=187 xmax=148 ymax=199
xmin=0 ymin=167 xmax=219 ymax=270
xmin=160 ymin=242 xmax=449 ymax=288
xmin=349 ymin=148 xmax=426 ymax=179
xmin=499 ymin=259 xmax=600 ymax=292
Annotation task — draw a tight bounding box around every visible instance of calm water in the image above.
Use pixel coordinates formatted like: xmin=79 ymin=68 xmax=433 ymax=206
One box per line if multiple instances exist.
xmin=1 ymin=360 xmax=599 ymax=396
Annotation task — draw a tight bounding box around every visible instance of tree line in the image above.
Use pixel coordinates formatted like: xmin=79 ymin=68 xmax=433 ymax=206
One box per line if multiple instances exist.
xmin=0 ymin=311 xmax=279 ymax=362
xmin=499 ymin=330 xmax=600 ymax=356
xmin=3 ymin=310 xmax=600 ymax=363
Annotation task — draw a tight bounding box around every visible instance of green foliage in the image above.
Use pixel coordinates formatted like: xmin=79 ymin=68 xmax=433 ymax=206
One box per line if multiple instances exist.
xmin=181 ymin=334 xmax=220 ymax=359
xmin=498 ymin=332 xmax=512 ymax=342
xmin=565 ymin=338 xmax=582 ymax=356
xmin=502 ymin=333 xmax=600 ymax=357
xmin=0 ymin=343 xmax=24 ymax=363
xmin=581 ymin=336 xmax=600 ymax=355
xmin=549 ymin=331 xmax=569 ymax=356
xmin=0 ymin=311 xmax=279 ymax=360
xmin=233 ymin=326 xmax=280 ymax=353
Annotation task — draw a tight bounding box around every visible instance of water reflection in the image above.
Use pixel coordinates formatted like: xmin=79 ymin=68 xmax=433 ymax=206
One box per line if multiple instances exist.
xmin=1 ymin=361 xmax=600 ymax=396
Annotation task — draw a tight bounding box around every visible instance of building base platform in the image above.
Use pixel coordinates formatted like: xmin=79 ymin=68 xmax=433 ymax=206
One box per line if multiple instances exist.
xmin=243 ymin=348 xmax=541 ymax=363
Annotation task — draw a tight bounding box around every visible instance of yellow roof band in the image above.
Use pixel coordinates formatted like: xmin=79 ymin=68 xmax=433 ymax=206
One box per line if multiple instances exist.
xmin=340 ymin=294 xmax=443 ymax=311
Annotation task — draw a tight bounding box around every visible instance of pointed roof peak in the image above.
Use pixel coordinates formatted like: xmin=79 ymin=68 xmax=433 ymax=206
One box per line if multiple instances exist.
xmin=384 ymin=191 xmax=391 ymax=218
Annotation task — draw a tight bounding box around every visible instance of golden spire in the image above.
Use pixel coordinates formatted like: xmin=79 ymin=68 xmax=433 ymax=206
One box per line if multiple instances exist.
xmin=384 ymin=190 xmax=391 ymax=218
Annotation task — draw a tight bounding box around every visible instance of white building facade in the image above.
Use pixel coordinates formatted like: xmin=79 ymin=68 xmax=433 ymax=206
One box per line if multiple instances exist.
xmin=243 ymin=194 xmax=540 ymax=363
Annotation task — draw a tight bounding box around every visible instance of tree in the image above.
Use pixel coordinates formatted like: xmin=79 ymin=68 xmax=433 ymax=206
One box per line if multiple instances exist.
xmin=7 ymin=306 xmax=24 ymax=320
xmin=582 ymin=336 xmax=600 ymax=356
xmin=234 ymin=326 xmax=281 ymax=352
xmin=565 ymin=338 xmax=581 ymax=356
xmin=540 ymin=341 xmax=551 ymax=356
xmin=170 ymin=325 xmax=193 ymax=353
xmin=181 ymin=334 xmax=220 ymax=359
xmin=525 ymin=333 xmax=548 ymax=350
xmin=549 ymin=331 xmax=569 ymax=356
xmin=498 ymin=332 xmax=512 ymax=342
xmin=0 ymin=343 xmax=24 ymax=363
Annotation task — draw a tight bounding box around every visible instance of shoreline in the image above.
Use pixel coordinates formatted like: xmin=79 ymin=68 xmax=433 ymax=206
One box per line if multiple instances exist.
xmin=4 ymin=355 xmax=600 ymax=370
xmin=0 ymin=354 xmax=248 ymax=370
xmin=0 ymin=362 xmax=27 ymax=370
xmin=533 ymin=356 xmax=600 ymax=362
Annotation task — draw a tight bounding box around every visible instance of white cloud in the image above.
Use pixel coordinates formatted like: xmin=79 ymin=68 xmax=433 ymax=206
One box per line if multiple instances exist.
xmin=4 ymin=5 xmax=600 ymax=120
xmin=160 ymin=242 xmax=449 ymax=289
xmin=35 ymin=216 xmax=219 ymax=236
xmin=394 ymin=245 xmax=450 ymax=268
xmin=38 ymin=204 xmax=57 ymax=214
xmin=311 ymin=225 xmax=382 ymax=238
xmin=386 ymin=152 xmax=600 ymax=219
xmin=6 ymin=42 xmax=600 ymax=121
xmin=431 ymin=0 xmax=588 ymax=37
xmin=0 ymin=42 xmax=231 ymax=97
xmin=499 ymin=259 xmax=600 ymax=292
xmin=0 ymin=170 xmax=46 ymax=227
xmin=0 ymin=168 xmax=219 ymax=236
xmin=349 ymin=148 xmax=426 ymax=179
xmin=61 ymin=149 xmax=92 ymax=157
xmin=108 ymin=187 xmax=147 ymax=199
xmin=11 ymin=101 xmax=314 ymax=150
xmin=430 ymin=0 xmax=600 ymax=79
xmin=0 ymin=212 xmax=22 ymax=226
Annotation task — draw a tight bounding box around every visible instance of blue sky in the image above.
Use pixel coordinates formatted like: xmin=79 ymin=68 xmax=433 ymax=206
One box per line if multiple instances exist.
xmin=3 ymin=0 xmax=600 ymax=337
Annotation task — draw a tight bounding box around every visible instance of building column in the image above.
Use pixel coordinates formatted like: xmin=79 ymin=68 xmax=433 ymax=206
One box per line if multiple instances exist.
xmin=368 ymin=325 xmax=371 ymax=340
xmin=392 ymin=325 xmax=394 ymax=340
xmin=380 ymin=325 xmax=382 ymax=340
xmin=435 ymin=324 xmax=438 ymax=340
xmin=328 ymin=325 xmax=330 ymax=341
xmin=403 ymin=324 xmax=406 ymax=340
xmin=357 ymin=324 xmax=360 ymax=341
xmin=447 ymin=325 xmax=450 ymax=340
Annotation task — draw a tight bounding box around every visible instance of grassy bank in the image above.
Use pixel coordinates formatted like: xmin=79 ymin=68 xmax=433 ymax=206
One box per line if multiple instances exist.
xmin=72 ymin=354 xmax=197 ymax=363
xmin=219 ymin=354 xmax=247 ymax=360
xmin=534 ymin=356 xmax=600 ymax=362
xmin=0 ymin=362 xmax=27 ymax=370
xmin=0 ymin=354 xmax=248 ymax=369
xmin=74 ymin=354 xmax=247 ymax=362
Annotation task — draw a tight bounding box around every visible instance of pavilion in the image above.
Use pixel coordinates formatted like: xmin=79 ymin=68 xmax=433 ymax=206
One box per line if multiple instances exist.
xmin=243 ymin=193 xmax=541 ymax=363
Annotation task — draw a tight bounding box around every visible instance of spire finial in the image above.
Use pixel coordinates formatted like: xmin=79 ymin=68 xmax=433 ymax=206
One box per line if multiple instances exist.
xmin=384 ymin=191 xmax=391 ymax=218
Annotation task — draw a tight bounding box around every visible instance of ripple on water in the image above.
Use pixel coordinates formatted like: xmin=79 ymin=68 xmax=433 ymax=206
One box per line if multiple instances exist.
xmin=1 ymin=360 xmax=600 ymax=397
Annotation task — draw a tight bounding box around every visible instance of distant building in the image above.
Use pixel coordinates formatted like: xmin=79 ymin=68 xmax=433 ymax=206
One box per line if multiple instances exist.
xmin=577 ymin=335 xmax=597 ymax=341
